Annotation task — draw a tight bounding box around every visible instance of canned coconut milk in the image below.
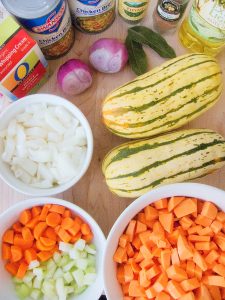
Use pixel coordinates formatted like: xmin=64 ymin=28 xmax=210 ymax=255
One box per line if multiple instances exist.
xmin=68 ymin=0 xmax=116 ymax=33
xmin=2 ymin=0 xmax=75 ymax=59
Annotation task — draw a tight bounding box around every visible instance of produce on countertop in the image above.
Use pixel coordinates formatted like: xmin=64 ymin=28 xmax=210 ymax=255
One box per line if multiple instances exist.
xmin=102 ymin=53 xmax=222 ymax=138
xmin=2 ymin=204 xmax=97 ymax=300
xmin=114 ymin=196 xmax=225 ymax=299
xmin=102 ymin=129 xmax=225 ymax=198
xmin=57 ymin=59 xmax=92 ymax=95
xmin=89 ymin=38 xmax=128 ymax=74
xmin=0 ymin=103 xmax=87 ymax=188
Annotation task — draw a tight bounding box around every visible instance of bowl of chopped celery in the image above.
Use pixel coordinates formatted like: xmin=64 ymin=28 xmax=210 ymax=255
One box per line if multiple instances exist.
xmin=0 ymin=197 xmax=106 ymax=300
xmin=0 ymin=94 xmax=93 ymax=196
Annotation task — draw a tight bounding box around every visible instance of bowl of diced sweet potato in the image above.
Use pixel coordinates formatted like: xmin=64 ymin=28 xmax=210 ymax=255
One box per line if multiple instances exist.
xmin=103 ymin=182 xmax=225 ymax=300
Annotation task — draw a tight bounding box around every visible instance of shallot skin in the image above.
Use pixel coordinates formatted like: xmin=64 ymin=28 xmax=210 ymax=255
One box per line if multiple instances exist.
xmin=57 ymin=59 xmax=92 ymax=96
xmin=89 ymin=38 xmax=128 ymax=74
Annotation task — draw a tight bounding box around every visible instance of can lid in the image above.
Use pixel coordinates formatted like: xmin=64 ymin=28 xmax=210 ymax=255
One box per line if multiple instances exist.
xmin=1 ymin=0 xmax=59 ymax=19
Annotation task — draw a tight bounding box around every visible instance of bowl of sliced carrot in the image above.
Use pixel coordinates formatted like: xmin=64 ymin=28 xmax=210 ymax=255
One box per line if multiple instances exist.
xmin=103 ymin=182 xmax=225 ymax=300
xmin=0 ymin=198 xmax=105 ymax=300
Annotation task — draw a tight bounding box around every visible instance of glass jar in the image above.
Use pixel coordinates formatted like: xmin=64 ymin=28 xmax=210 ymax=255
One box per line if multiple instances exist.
xmin=2 ymin=0 xmax=75 ymax=59
xmin=118 ymin=0 xmax=151 ymax=24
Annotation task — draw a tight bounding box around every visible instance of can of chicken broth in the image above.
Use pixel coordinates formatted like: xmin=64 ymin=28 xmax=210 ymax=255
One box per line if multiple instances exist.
xmin=2 ymin=0 xmax=75 ymax=59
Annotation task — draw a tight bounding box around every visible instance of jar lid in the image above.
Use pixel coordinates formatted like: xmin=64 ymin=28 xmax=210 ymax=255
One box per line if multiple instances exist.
xmin=1 ymin=0 xmax=59 ymax=19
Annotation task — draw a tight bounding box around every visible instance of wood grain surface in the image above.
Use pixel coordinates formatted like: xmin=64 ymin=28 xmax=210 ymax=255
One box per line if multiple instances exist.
xmin=1 ymin=3 xmax=225 ymax=236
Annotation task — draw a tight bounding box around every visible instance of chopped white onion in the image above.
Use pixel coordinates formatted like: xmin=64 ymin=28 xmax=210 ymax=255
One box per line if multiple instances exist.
xmin=0 ymin=104 xmax=87 ymax=188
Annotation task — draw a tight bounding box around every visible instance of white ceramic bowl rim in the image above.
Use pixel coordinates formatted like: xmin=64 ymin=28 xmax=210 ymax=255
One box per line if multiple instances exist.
xmin=0 ymin=197 xmax=106 ymax=300
xmin=103 ymin=182 xmax=225 ymax=300
xmin=0 ymin=94 xmax=94 ymax=196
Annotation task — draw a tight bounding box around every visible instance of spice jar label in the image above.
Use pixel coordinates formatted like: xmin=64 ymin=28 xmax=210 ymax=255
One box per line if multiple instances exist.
xmin=69 ymin=0 xmax=115 ymax=33
xmin=16 ymin=0 xmax=72 ymax=49
xmin=157 ymin=0 xmax=181 ymax=21
xmin=119 ymin=0 xmax=149 ymax=21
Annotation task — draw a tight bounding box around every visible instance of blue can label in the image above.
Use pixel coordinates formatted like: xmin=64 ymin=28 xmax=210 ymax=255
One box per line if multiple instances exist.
xmin=16 ymin=0 xmax=71 ymax=48
xmin=77 ymin=0 xmax=102 ymax=6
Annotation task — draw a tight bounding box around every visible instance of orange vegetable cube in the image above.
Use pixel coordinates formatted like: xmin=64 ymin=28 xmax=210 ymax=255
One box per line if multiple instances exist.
xmin=119 ymin=234 xmax=130 ymax=248
xmin=194 ymin=265 xmax=202 ymax=280
xmin=166 ymin=280 xmax=185 ymax=299
xmin=145 ymin=286 xmax=157 ymax=299
xmin=136 ymin=221 xmax=147 ymax=234
xmin=201 ymin=202 xmax=218 ymax=220
xmin=177 ymin=235 xmax=193 ymax=261
xmin=195 ymin=242 xmax=211 ymax=251
xmin=208 ymin=286 xmax=221 ymax=300
xmin=155 ymin=291 xmax=170 ymax=300
xmin=186 ymin=261 xmax=195 ymax=278
xmin=180 ymin=278 xmax=200 ymax=291
xmin=216 ymin=211 xmax=225 ymax=223
xmin=202 ymin=276 xmax=225 ymax=287
xmin=168 ymin=196 xmax=185 ymax=212
xmin=3 ymin=229 xmax=14 ymax=244
xmin=212 ymin=264 xmax=225 ymax=277
xmin=218 ymin=252 xmax=225 ymax=265
xmin=127 ymin=243 xmax=135 ymax=258
xmin=195 ymin=215 xmax=213 ymax=227
xmin=215 ymin=235 xmax=225 ymax=251
xmin=128 ymin=280 xmax=146 ymax=297
xmin=153 ymin=273 xmax=168 ymax=293
xmin=114 ymin=246 xmax=127 ymax=264
xmin=161 ymin=249 xmax=171 ymax=270
xmin=205 ymin=250 xmax=219 ymax=264
xmin=210 ymin=220 xmax=223 ymax=234
xmin=171 ymin=248 xmax=180 ymax=266
xmin=146 ymin=265 xmax=161 ymax=280
xmin=140 ymin=245 xmax=152 ymax=260
xmin=188 ymin=225 xmax=203 ymax=235
xmin=139 ymin=269 xmax=150 ymax=288
xmin=174 ymin=198 xmax=197 ymax=218
xmin=166 ymin=265 xmax=188 ymax=282
xmin=124 ymin=264 xmax=134 ymax=283
xmin=117 ymin=265 xmax=125 ymax=284
xmin=193 ymin=251 xmax=207 ymax=271
xmin=188 ymin=235 xmax=211 ymax=242
xmin=159 ymin=213 xmax=174 ymax=233
xmin=139 ymin=258 xmax=154 ymax=270
xmin=197 ymin=226 xmax=214 ymax=236
xmin=132 ymin=236 xmax=142 ymax=250
xmin=179 ymin=292 xmax=195 ymax=300
xmin=196 ymin=284 xmax=213 ymax=300
xmin=154 ymin=198 xmax=168 ymax=209
xmin=2 ymin=243 xmax=11 ymax=260
xmin=126 ymin=220 xmax=137 ymax=242
xmin=180 ymin=216 xmax=193 ymax=230
xmin=144 ymin=206 xmax=158 ymax=221
xmin=5 ymin=262 xmax=18 ymax=276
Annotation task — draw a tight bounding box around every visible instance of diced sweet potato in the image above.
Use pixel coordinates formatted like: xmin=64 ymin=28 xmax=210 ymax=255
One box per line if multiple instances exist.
xmin=154 ymin=198 xmax=168 ymax=209
xmin=174 ymin=198 xmax=197 ymax=218
xmin=179 ymin=292 xmax=195 ymax=300
xmin=161 ymin=249 xmax=171 ymax=270
xmin=201 ymin=202 xmax=218 ymax=220
xmin=177 ymin=235 xmax=193 ymax=261
xmin=202 ymin=276 xmax=225 ymax=287
xmin=166 ymin=280 xmax=185 ymax=299
xmin=159 ymin=213 xmax=174 ymax=233
xmin=180 ymin=278 xmax=200 ymax=292
xmin=166 ymin=265 xmax=188 ymax=282
xmin=168 ymin=196 xmax=185 ymax=212
xmin=146 ymin=265 xmax=161 ymax=280
xmin=193 ymin=251 xmax=207 ymax=271
xmin=144 ymin=206 xmax=158 ymax=221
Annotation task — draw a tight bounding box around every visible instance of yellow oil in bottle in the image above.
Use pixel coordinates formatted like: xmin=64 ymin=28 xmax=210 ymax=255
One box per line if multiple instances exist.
xmin=179 ymin=0 xmax=225 ymax=56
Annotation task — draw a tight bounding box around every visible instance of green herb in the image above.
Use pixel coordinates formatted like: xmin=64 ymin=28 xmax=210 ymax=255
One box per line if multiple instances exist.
xmin=125 ymin=36 xmax=148 ymax=76
xmin=128 ymin=26 xmax=176 ymax=58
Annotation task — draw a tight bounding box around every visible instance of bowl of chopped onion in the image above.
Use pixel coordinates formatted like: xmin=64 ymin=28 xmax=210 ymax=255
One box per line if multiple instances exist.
xmin=0 ymin=94 xmax=93 ymax=196
xmin=0 ymin=197 xmax=106 ymax=300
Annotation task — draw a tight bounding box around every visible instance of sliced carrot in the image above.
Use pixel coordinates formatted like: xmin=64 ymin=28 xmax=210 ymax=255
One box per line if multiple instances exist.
xmin=14 ymin=234 xmax=33 ymax=250
xmin=139 ymin=258 xmax=153 ymax=270
xmin=180 ymin=278 xmax=200 ymax=292
xmin=171 ymin=248 xmax=180 ymax=265
xmin=139 ymin=231 xmax=152 ymax=247
xmin=61 ymin=217 xmax=74 ymax=230
xmin=3 ymin=229 xmax=14 ymax=244
xmin=70 ymin=232 xmax=82 ymax=243
xmin=127 ymin=243 xmax=134 ymax=258
xmin=136 ymin=221 xmax=147 ymax=234
xmin=46 ymin=212 xmax=61 ymax=228
xmin=16 ymin=261 xmax=28 ymax=279
xmin=82 ymin=232 xmax=93 ymax=242
xmin=140 ymin=245 xmax=152 ymax=260
xmin=13 ymin=222 xmax=23 ymax=233
xmin=205 ymin=250 xmax=219 ymax=264
xmin=31 ymin=206 xmax=42 ymax=218
xmin=37 ymin=251 xmax=52 ymax=262
xmin=43 ymin=227 xmax=57 ymax=240
xmin=153 ymin=273 xmax=168 ymax=293
xmin=22 ymin=227 xmax=34 ymax=242
xmin=188 ymin=235 xmax=211 ymax=242
xmin=168 ymin=196 xmax=185 ymax=212
xmin=159 ymin=213 xmax=174 ymax=233
xmin=63 ymin=209 xmax=72 ymax=218
xmin=216 ymin=211 xmax=225 ymax=223
xmin=124 ymin=264 xmax=134 ymax=283
xmin=126 ymin=220 xmax=137 ymax=242
xmin=2 ymin=243 xmax=11 ymax=260
xmin=36 ymin=239 xmax=55 ymax=251
xmin=130 ymin=260 xmax=141 ymax=274
xmin=19 ymin=209 xmax=32 ymax=225
xmin=24 ymin=248 xmax=37 ymax=264
xmin=215 ymin=235 xmax=225 ymax=251
xmin=193 ymin=251 xmax=207 ymax=271
xmin=34 ymin=222 xmax=47 ymax=240
xmin=57 ymin=228 xmax=71 ymax=243
xmin=117 ymin=265 xmax=125 ymax=284
xmin=128 ymin=280 xmax=145 ymax=297
xmin=134 ymin=251 xmax=144 ymax=263
xmin=122 ymin=283 xmax=129 ymax=296
xmin=5 ymin=262 xmax=18 ymax=276
xmin=26 ymin=215 xmax=40 ymax=229
xmin=11 ymin=245 xmax=22 ymax=262
xmin=195 ymin=242 xmax=211 ymax=251
xmin=196 ymin=283 xmax=213 ymax=300
xmin=155 ymin=291 xmax=171 ymax=300
xmin=210 ymin=220 xmax=223 ymax=234
xmin=188 ymin=225 xmax=203 ymax=235
xmin=145 ymin=286 xmax=157 ymax=299
xmin=212 ymin=264 xmax=225 ymax=277
xmin=174 ymin=198 xmax=197 ymax=218
xmin=218 ymin=252 xmax=225 ymax=265
xmin=180 ymin=216 xmax=193 ymax=230
xmin=81 ymin=223 xmax=91 ymax=236
xmin=167 ymin=280 xmax=185 ymax=299
xmin=144 ymin=205 xmax=158 ymax=221
xmin=49 ymin=204 xmax=65 ymax=215
xmin=154 ymin=198 xmax=168 ymax=209
xmin=201 ymin=202 xmax=218 ymax=220
xmin=39 ymin=205 xmax=50 ymax=221
xmin=166 ymin=265 xmax=188 ymax=282
xmin=40 ymin=237 xmax=56 ymax=247
xmin=67 ymin=221 xmax=81 ymax=236
xmin=195 ymin=215 xmax=213 ymax=227
xmin=208 ymin=286 xmax=221 ymax=300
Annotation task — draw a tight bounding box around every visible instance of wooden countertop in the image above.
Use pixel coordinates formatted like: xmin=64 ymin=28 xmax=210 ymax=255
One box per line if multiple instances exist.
xmin=1 ymin=4 xmax=225 ymax=236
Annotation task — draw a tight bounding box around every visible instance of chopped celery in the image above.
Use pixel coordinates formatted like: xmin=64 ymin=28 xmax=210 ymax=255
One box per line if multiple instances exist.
xmin=75 ymin=258 xmax=88 ymax=270
xmin=63 ymin=272 xmax=73 ymax=284
xmin=74 ymin=239 xmax=86 ymax=251
xmin=53 ymin=252 xmax=61 ymax=264
xmin=59 ymin=242 xmax=73 ymax=253
xmin=30 ymin=289 xmax=42 ymax=300
xmin=15 ymin=283 xmax=30 ymax=300
xmin=72 ymin=269 xmax=84 ymax=287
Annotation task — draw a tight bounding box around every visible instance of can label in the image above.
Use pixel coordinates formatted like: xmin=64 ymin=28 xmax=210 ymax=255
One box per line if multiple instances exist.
xmin=189 ymin=0 xmax=225 ymax=42
xmin=69 ymin=0 xmax=115 ymax=33
xmin=16 ymin=0 xmax=71 ymax=48
xmin=157 ymin=0 xmax=181 ymax=21
xmin=119 ymin=0 xmax=148 ymax=21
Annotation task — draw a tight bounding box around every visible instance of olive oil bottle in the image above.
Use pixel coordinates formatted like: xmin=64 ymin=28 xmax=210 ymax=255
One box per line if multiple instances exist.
xmin=179 ymin=0 xmax=225 ymax=56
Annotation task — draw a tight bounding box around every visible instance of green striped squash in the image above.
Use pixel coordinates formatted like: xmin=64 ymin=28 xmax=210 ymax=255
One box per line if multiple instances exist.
xmin=102 ymin=129 xmax=225 ymax=198
xmin=102 ymin=54 xmax=223 ymax=139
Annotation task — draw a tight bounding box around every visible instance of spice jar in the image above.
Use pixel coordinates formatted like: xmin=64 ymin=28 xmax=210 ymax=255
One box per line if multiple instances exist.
xmin=68 ymin=0 xmax=116 ymax=34
xmin=118 ymin=0 xmax=150 ymax=24
xmin=153 ymin=0 xmax=189 ymax=33
xmin=2 ymin=0 xmax=75 ymax=60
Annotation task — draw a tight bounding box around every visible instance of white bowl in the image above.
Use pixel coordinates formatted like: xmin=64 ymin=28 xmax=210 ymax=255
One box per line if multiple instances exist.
xmin=103 ymin=182 xmax=225 ymax=300
xmin=0 ymin=94 xmax=93 ymax=196
xmin=0 ymin=197 xmax=106 ymax=300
